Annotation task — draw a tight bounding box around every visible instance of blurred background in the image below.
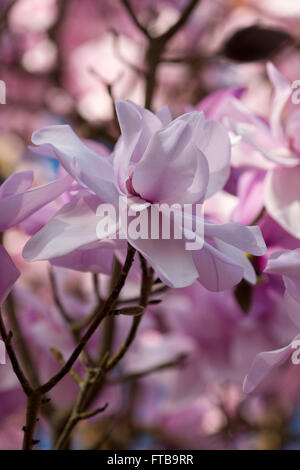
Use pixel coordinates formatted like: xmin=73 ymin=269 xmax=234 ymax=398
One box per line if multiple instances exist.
xmin=2 ymin=0 xmax=300 ymax=450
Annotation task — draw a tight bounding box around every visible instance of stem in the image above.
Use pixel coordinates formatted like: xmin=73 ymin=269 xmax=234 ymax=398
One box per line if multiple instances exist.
xmin=106 ymin=256 xmax=154 ymax=371
xmin=5 ymin=293 xmax=41 ymax=389
xmin=55 ymin=366 xmax=108 ymax=450
xmin=22 ymin=392 xmax=42 ymax=450
xmin=0 ymin=308 xmax=32 ymax=396
xmin=39 ymin=244 xmax=136 ymax=395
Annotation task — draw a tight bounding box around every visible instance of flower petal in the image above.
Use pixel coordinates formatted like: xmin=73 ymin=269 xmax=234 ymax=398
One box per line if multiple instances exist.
xmin=192 ymin=242 xmax=244 ymax=291
xmin=0 ymin=245 xmax=20 ymax=305
xmin=0 ymin=171 xmax=33 ymax=199
xmin=23 ymin=195 xmax=117 ymax=261
xmin=196 ymin=120 xmax=231 ymax=198
xmin=32 ymin=125 xmax=118 ymax=204
xmin=128 ymin=236 xmax=198 ymax=288
xmin=265 ymin=249 xmax=300 ymax=279
xmin=265 ymin=166 xmax=300 ymax=238
xmin=0 ymin=175 xmax=72 ymax=231
xmin=243 ymin=334 xmax=300 ymax=394
xmin=132 ymin=120 xmax=200 ymax=203
xmin=204 ymin=221 xmax=266 ymax=256
xmin=267 ymin=62 xmax=291 ymax=141
xmin=214 ymin=239 xmax=256 ymax=284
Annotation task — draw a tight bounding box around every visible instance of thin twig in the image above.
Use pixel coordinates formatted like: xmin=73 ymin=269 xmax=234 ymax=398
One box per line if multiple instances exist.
xmin=106 ymin=255 xmax=154 ymax=371
xmin=39 ymin=244 xmax=136 ymax=395
xmin=0 ymin=308 xmax=32 ymax=396
xmin=49 ymin=267 xmax=72 ymax=324
xmin=109 ymin=353 xmax=187 ymax=384
xmin=120 ymin=0 xmax=152 ymax=39
xmin=55 ymin=360 xmax=109 ymax=450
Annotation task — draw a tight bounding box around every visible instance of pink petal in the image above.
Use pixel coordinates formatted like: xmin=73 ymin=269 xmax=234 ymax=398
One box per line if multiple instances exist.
xmin=132 ymin=120 xmax=202 ymax=203
xmin=192 ymin=242 xmax=244 ymax=292
xmin=243 ymin=334 xmax=300 ymax=394
xmin=32 ymin=125 xmax=118 ymax=204
xmin=214 ymin=239 xmax=256 ymax=284
xmin=267 ymin=62 xmax=291 ymax=141
xmin=51 ymin=246 xmax=117 ymax=274
xmin=232 ymin=169 xmax=265 ymax=225
xmin=265 ymin=249 xmax=300 ymax=279
xmin=265 ymin=166 xmax=300 ymax=238
xmin=0 ymin=171 xmax=33 ymax=199
xmin=23 ymin=195 xmax=117 ymax=262
xmin=0 ymin=245 xmax=20 ymax=305
xmin=204 ymin=221 xmax=266 ymax=256
xmin=0 ymin=175 xmax=72 ymax=231
xmin=128 ymin=236 xmax=198 ymax=288
xmin=196 ymin=120 xmax=231 ymax=198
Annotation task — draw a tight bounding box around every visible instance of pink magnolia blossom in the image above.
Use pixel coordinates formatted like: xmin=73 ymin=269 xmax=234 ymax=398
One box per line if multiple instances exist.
xmin=198 ymin=63 xmax=300 ymax=238
xmin=243 ymin=249 xmax=300 ymax=394
xmin=23 ymin=101 xmax=266 ymax=291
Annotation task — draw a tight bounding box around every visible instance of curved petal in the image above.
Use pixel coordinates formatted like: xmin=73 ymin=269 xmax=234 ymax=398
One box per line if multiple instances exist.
xmin=51 ymin=246 xmax=117 ymax=274
xmin=23 ymin=195 xmax=117 ymax=262
xmin=0 ymin=246 xmax=20 ymax=305
xmin=195 ymin=86 xmax=245 ymax=120
xmin=32 ymin=125 xmax=118 ymax=204
xmin=0 ymin=171 xmax=33 ymax=199
xmin=114 ymin=100 xmax=143 ymax=193
xmin=156 ymin=106 xmax=172 ymax=126
xmin=214 ymin=239 xmax=256 ymax=284
xmin=128 ymin=236 xmax=198 ymax=288
xmin=132 ymin=120 xmax=201 ymax=203
xmin=265 ymin=249 xmax=300 ymax=279
xmin=192 ymin=242 xmax=244 ymax=292
xmin=204 ymin=221 xmax=266 ymax=256
xmin=196 ymin=120 xmax=231 ymax=198
xmin=284 ymin=276 xmax=300 ymax=303
xmin=243 ymin=334 xmax=300 ymax=394
xmin=0 ymin=175 xmax=73 ymax=231
xmin=232 ymin=169 xmax=265 ymax=225
xmin=267 ymin=62 xmax=291 ymax=141
xmin=265 ymin=166 xmax=300 ymax=238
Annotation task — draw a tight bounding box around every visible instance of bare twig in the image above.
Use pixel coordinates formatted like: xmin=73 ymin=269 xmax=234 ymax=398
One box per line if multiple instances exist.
xmin=0 ymin=309 xmax=32 ymax=396
xmin=49 ymin=267 xmax=72 ymax=324
xmin=120 ymin=0 xmax=152 ymax=39
xmin=109 ymin=353 xmax=187 ymax=384
xmin=39 ymin=244 xmax=136 ymax=395
xmin=55 ymin=360 xmax=109 ymax=450
xmin=106 ymin=255 xmax=154 ymax=371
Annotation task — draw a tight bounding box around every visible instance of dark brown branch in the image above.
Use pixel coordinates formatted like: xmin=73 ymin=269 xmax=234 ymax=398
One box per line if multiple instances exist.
xmin=158 ymin=0 xmax=200 ymax=43
xmin=106 ymin=255 xmax=154 ymax=371
xmin=22 ymin=391 xmax=42 ymax=450
xmin=109 ymin=353 xmax=187 ymax=384
xmin=39 ymin=244 xmax=136 ymax=394
xmin=5 ymin=293 xmax=41 ymax=390
xmin=0 ymin=308 xmax=32 ymax=396
xmin=55 ymin=362 xmax=109 ymax=450
xmin=120 ymin=0 xmax=152 ymax=39
xmin=49 ymin=267 xmax=72 ymax=324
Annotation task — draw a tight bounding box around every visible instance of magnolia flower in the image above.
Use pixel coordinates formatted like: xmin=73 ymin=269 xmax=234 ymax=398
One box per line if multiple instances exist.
xmin=23 ymin=101 xmax=266 ymax=290
xmin=0 ymin=169 xmax=72 ymax=304
xmin=243 ymin=248 xmax=300 ymax=394
xmin=243 ymin=332 xmax=300 ymax=394
xmin=198 ymin=63 xmax=300 ymax=238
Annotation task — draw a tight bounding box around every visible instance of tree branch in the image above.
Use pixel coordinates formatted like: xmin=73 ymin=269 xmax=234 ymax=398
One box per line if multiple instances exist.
xmin=0 ymin=308 xmax=32 ymax=396
xmin=39 ymin=244 xmax=136 ymax=395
